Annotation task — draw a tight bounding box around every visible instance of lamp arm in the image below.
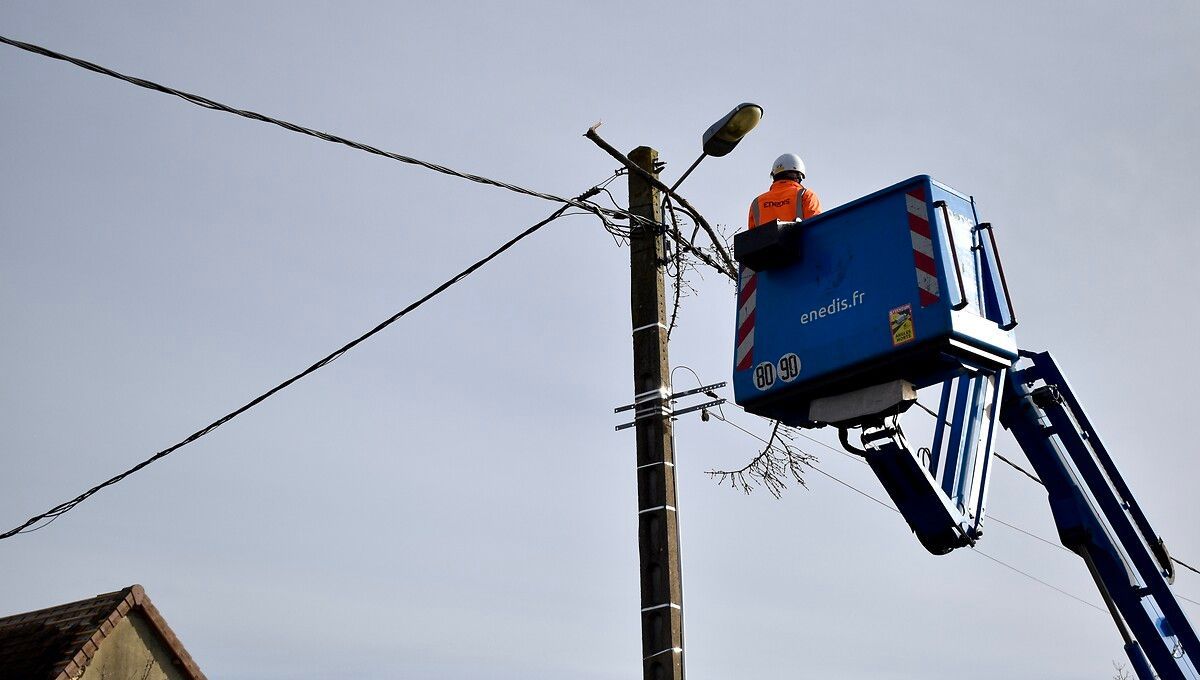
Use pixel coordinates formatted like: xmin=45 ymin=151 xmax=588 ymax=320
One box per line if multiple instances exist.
xmin=584 ymin=125 xmax=736 ymax=278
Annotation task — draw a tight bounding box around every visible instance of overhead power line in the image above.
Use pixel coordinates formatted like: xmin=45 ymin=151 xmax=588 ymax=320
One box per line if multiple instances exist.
xmin=705 ymin=412 xmax=1113 ymax=614
xmin=0 ymin=34 xmax=632 ymax=226
xmin=913 ymin=397 xmax=1199 ymax=580
xmin=0 ymin=192 xmax=604 ymax=540
xmin=717 ymin=398 xmax=1119 ymax=561
xmin=0 ymin=35 xmax=740 ymax=283
xmin=994 ymin=452 xmax=1044 ymax=485
xmin=969 ymin=548 xmax=1107 ymax=614
xmin=705 ymin=399 xmax=1200 ymax=606
xmin=914 ymin=400 xmax=1045 ymax=484
xmin=799 ymin=408 xmax=1200 ymax=588
xmin=1176 ymin=557 xmax=1200 ymax=577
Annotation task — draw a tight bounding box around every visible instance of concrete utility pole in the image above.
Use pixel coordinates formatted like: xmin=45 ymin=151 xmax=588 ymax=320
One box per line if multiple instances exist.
xmin=627 ymin=146 xmax=685 ymax=680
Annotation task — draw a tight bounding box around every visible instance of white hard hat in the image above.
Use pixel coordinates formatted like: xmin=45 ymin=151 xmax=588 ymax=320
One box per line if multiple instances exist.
xmin=771 ymin=153 xmax=806 ymax=178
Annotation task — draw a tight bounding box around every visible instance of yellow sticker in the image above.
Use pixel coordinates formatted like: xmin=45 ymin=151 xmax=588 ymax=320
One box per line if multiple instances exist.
xmin=890 ymin=304 xmax=915 ymax=346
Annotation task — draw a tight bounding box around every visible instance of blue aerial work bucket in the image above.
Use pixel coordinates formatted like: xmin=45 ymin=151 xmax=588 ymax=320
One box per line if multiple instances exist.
xmin=732 ymin=175 xmax=1019 ymax=554
xmin=732 ymin=175 xmax=1017 ymax=423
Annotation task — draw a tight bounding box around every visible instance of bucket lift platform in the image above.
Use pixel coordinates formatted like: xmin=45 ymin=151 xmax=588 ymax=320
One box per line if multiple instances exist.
xmin=732 ymin=175 xmax=1018 ymax=554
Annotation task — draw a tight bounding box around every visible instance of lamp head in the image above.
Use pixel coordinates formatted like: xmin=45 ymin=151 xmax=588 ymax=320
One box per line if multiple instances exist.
xmin=701 ymin=103 xmax=763 ymax=157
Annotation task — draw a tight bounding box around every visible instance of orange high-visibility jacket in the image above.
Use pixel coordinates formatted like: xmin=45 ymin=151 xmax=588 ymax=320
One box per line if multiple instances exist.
xmin=747 ymin=179 xmax=822 ymax=229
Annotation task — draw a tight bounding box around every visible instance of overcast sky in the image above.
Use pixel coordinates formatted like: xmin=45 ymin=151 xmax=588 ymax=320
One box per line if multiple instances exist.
xmin=2 ymin=2 xmax=1198 ymax=678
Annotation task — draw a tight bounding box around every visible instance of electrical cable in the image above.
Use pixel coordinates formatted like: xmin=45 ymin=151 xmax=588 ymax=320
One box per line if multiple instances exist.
xmin=988 ymin=516 xmax=1068 ymax=552
xmin=680 ymin=372 xmax=1200 ymax=607
xmin=0 ymin=188 xmax=605 ymax=540
xmin=1179 ymin=593 xmax=1200 ymax=609
xmin=0 ymin=35 xmax=640 ymax=229
xmin=704 ymin=412 xmax=1116 ymax=615
xmin=994 ymin=452 xmax=1045 ymax=486
xmin=915 ymin=400 xmax=1045 ymax=485
xmin=1175 ymin=558 xmax=1200 ymax=577
xmin=702 ymin=400 xmax=1200 ymax=609
xmin=968 ymin=549 xmax=1108 ymax=614
xmin=795 ymin=428 xmax=1066 ymax=556
xmin=709 ymin=413 xmax=890 ymax=513
xmin=718 ymin=401 xmax=1141 ymax=562
xmin=914 ymin=398 xmax=1199 ymax=580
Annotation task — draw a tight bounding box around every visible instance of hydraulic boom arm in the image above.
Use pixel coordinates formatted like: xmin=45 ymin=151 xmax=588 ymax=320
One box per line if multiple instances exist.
xmin=1001 ymin=350 xmax=1198 ymax=679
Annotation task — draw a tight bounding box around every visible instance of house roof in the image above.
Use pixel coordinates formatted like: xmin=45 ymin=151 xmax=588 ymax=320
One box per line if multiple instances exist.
xmin=0 ymin=584 xmax=206 ymax=680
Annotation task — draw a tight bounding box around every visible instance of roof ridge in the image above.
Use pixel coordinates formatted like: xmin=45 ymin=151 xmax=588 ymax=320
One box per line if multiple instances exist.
xmin=0 ymin=584 xmax=205 ymax=680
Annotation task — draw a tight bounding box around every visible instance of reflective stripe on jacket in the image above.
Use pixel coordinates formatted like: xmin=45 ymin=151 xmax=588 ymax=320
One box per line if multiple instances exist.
xmin=747 ymin=179 xmax=822 ymax=229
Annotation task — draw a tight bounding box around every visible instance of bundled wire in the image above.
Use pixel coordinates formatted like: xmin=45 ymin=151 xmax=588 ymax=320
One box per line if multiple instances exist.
xmin=0 ymin=35 xmax=641 ymax=229
xmin=0 ymin=34 xmax=744 ymax=285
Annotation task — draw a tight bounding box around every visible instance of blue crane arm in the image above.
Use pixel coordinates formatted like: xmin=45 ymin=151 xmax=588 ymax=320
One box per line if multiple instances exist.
xmin=1001 ymin=350 xmax=1199 ymax=680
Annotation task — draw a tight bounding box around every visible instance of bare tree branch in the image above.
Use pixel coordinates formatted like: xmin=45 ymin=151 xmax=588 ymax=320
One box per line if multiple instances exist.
xmin=665 ymin=206 xmax=701 ymax=340
xmin=707 ymin=420 xmax=819 ymax=498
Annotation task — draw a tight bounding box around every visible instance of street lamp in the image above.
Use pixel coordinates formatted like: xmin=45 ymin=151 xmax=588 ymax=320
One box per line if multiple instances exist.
xmin=670 ymin=102 xmax=763 ymax=191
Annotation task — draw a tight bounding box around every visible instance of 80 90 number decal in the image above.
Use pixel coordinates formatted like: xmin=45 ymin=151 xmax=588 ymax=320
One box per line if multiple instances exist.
xmin=753 ymin=354 xmax=802 ymax=392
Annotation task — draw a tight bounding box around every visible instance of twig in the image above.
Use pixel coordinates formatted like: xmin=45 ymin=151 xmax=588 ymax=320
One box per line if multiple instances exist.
xmin=706 ymin=420 xmax=819 ymax=498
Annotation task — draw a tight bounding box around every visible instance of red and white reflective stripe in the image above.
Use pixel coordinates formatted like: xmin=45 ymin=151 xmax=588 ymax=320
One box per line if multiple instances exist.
xmin=735 ymin=267 xmax=757 ymax=371
xmin=906 ymin=187 xmax=940 ymax=307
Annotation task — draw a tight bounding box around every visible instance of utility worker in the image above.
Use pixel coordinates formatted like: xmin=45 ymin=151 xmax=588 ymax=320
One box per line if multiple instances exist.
xmin=747 ymin=153 xmax=822 ymax=229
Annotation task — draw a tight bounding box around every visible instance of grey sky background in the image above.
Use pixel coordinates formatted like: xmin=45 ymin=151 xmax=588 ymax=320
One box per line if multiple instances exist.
xmin=2 ymin=2 xmax=1198 ymax=678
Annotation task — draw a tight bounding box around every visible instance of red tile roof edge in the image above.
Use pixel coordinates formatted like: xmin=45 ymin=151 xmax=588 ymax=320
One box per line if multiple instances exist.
xmin=44 ymin=584 xmax=207 ymax=680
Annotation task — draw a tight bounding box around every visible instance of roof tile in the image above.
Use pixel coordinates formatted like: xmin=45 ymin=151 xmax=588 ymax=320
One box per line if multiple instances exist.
xmin=0 ymin=585 xmax=206 ymax=680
